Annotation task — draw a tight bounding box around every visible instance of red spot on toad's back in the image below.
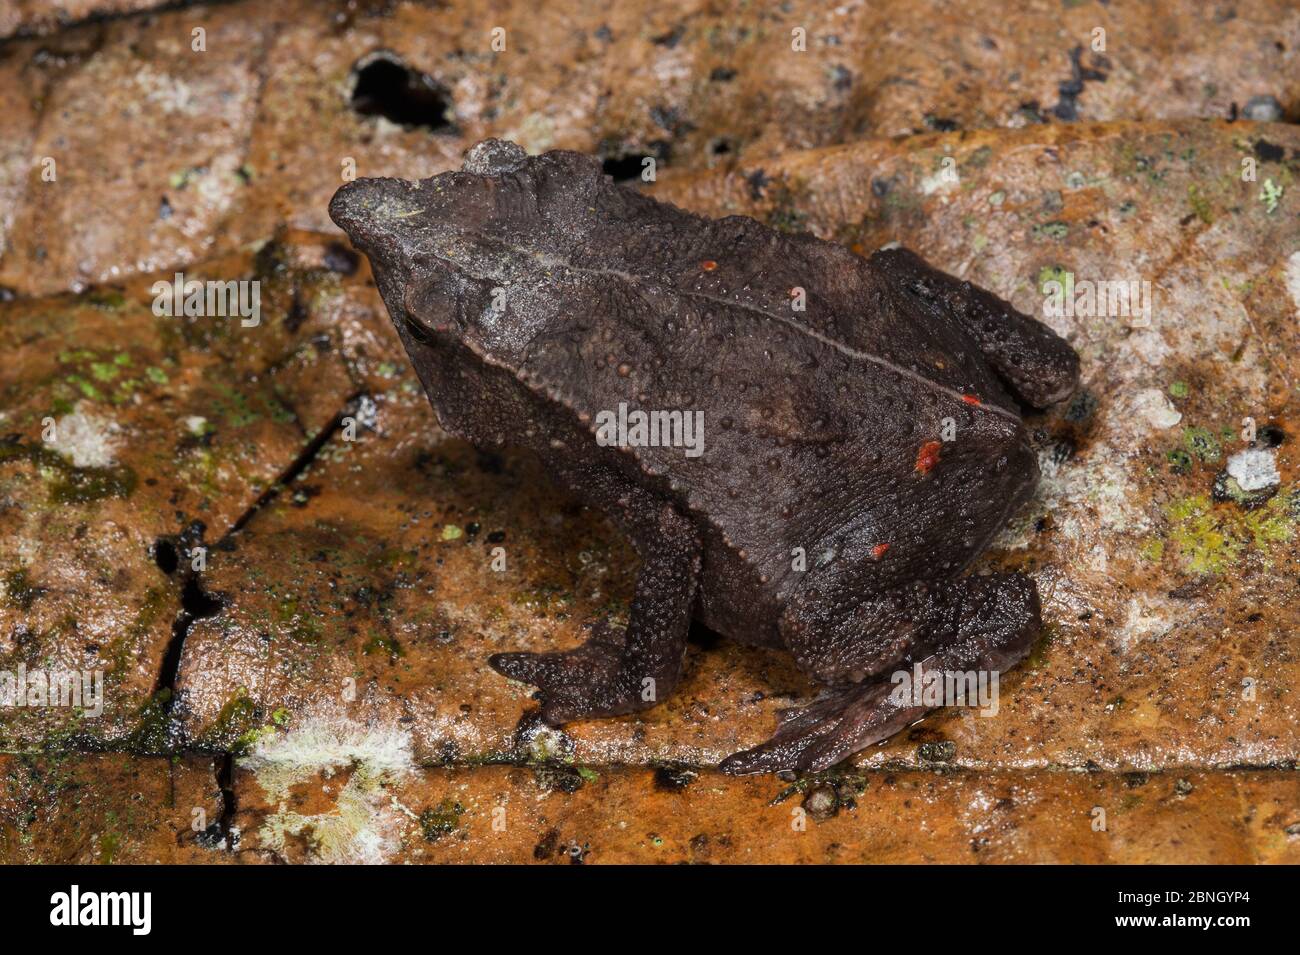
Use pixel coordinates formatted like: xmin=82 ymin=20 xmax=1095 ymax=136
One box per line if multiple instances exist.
xmin=871 ymin=543 xmax=890 ymax=559
xmin=914 ymin=440 xmax=942 ymax=474
xmin=701 ymin=260 xmax=718 ymax=272
xmin=961 ymin=393 xmax=982 ymax=405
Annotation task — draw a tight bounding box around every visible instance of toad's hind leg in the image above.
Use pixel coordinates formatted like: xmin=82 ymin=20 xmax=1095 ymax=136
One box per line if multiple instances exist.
xmin=872 ymin=247 xmax=1080 ymax=407
xmin=718 ymin=573 xmax=1041 ymax=775
xmin=490 ymin=492 xmax=701 ymax=726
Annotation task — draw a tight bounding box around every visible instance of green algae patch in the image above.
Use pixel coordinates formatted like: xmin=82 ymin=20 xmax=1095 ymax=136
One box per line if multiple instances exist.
xmin=1166 ymin=448 xmax=1194 ymax=475
xmin=418 ymin=800 xmax=464 ymax=842
xmin=125 ymin=689 xmax=175 ymax=754
xmin=1164 ymin=490 xmax=1295 ymax=574
xmin=101 ymin=585 xmax=171 ymax=676
xmin=362 ymin=632 xmax=404 ymax=658
xmin=1260 ymin=178 xmax=1283 ymax=214
xmin=49 ymin=463 xmax=138 ymax=505
xmin=274 ymin=594 xmax=323 ymax=645
xmin=197 ymin=688 xmax=263 ymax=753
xmin=1037 ymin=265 xmax=1073 ymax=295
xmin=3 ymin=568 xmax=43 ymax=611
xmin=1138 ymin=537 xmax=1165 ymax=562
xmin=1187 ymin=184 xmax=1213 ymax=225
xmin=1181 ymin=426 xmax=1221 ymax=464
xmin=0 ymin=440 xmax=137 ymax=505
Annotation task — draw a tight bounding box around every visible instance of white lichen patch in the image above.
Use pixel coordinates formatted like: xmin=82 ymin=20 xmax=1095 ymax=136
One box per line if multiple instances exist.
xmin=241 ymin=710 xmax=415 ymax=864
xmin=1226 ymin=446 xmax=1281 ymax=492
xmin=1127 ymin=388 xmax=1182 ymax=430
xmin=1286 ymin=250 xmax=1300 ymax=317
xmin=47 ymin=403 xmax=121 ymax=468
xmin=919 ymin=166 xmax=958 ymax=196
xmin=998 ymin=441 xmax=1149 ymax=549
xmin=1116 ymin=593 xmax=1179 ymax=652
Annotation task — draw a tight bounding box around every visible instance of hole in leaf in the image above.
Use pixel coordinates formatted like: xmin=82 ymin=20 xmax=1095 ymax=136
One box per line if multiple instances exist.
xmin=601 ymin=154 xmax=647 ymax=182
xmin=350 ymin=52 xmax=455 ymax=133
xmin=154 ymin=538 xmax=179 ymax=575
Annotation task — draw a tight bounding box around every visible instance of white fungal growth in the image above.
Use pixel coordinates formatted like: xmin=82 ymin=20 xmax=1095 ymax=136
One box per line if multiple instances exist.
xmin=1118 ymin=594 xmax=1177 ymax=652
xmin=1128 ymin=388 xmax=1181 ymax=430
xmin=241 ymin=711 xmax=415 ymax=864
xmin=919 ymin=167 xmax=958 ymax=196
xmin=47 ymin=403 xmax=121 ymax=468
xmin=1226 ymin=447 xmax=1281 ymax=493
xmin=1286 ymin=251 xmax=1300 ymax=317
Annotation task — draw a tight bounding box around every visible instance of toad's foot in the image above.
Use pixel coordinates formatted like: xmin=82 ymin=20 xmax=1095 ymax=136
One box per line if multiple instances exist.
xmin=490 ymin=622 xmax=656 ymax=724
xmin=491 ymin=500 xmax=700 ymax=726
xmin=717 ymin=678 xmax=911 ymax=775
xmin=489 ymin=624 xmax=639 ymax=723
xmin=720 ymin=573 xmax=1042 ymax=774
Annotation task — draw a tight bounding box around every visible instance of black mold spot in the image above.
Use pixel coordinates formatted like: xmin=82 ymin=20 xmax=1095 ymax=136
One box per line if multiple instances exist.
xmin=1211 ymin=470 xmax=1277 ymax=510
xmin=1064 ymin=389 xmax=1098 ymax=423
xmin=1050 ymin=435 xmax=1076 ymax=466
xmin=285 ymin=289 xmax=307 ymax=334
xmin=710 ymin=66 xmax=736 ymax=82
xmin=918 ymin=740 xmax=957 ymax=762
xmin=1254 ymin=139 xmax=1285 ymax=163
xmin=653 ymin=762 xmax=698 ymax=792
xmin=350 ymin=52 xmax=455 ymax=133
xmin=1052 ymin=46 xmax=1108 ymax=121
xmin=194 ymin=821 xmax=226 ymax=849
xmin=1017 ymin=100 xmax=1047 ymax=124
xmin=651 ymin=24 xmax=685 ymax=48
xmin=648 ymin=104 xmax=693 ymax=140
xmin=533 ymin=828 xmax=560 ymax=860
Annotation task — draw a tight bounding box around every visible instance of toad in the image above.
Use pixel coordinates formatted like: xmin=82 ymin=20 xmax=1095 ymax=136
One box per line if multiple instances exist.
xmin=329 ymin=139 xmax=1079 ymax=773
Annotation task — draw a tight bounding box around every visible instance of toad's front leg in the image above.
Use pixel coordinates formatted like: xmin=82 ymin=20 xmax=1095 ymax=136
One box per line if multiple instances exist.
xmin=719 ymin=573 xmax=1042 ymax=774
xmin=490 ymin=501 xmax=700 ymax=725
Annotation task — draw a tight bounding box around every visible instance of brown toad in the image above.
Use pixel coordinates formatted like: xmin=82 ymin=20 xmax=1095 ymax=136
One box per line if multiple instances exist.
xmin=330 ymin=139 xmax=1079 ymax=773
